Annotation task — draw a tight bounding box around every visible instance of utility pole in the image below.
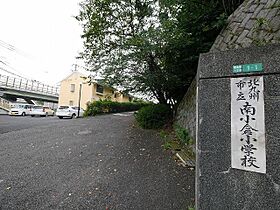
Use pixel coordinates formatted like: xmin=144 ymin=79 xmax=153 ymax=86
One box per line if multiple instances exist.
xmin=77 ymin=83 xmax=82 ymax=117
xmin=72 ymin=64 xmax=78 ymax=72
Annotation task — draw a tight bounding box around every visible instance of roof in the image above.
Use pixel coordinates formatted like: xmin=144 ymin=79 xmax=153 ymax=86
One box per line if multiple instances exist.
xmin=60 ymin=71 xmax=132 ymax=97
xmin=60 ymin=71 xmax=87 ymax=82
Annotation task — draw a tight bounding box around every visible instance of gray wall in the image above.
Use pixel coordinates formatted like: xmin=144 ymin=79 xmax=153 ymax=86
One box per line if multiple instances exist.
xmin=175 ymin=78 xmax=197 ymax=138
xmin=196 ymin=44 xmax=280 ymax=209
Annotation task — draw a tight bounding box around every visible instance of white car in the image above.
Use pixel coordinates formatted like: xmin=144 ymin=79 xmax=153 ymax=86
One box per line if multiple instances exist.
xmin=30 ymin=106 xmax=55 ymax=117
xmin=9 ymin=103 xmax=33 ymax=116
xmin=56 ymin=106 xmax=84 ymax=119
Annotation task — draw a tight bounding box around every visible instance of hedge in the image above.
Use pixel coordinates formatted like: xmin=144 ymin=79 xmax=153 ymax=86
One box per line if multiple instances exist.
xmin=84 ymin=100 xmax=150 ymax=116
xmin=134 ymin=104 xmax=171 ymax=129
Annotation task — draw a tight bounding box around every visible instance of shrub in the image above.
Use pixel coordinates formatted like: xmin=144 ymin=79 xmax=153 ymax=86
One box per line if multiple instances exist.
xmin=84 ymin=99 xmax=149 ymax=116
xmin=135 ymin=104 xmax=171 ymax=129
xmin=174 ymin=124 xmax=193 ymax=145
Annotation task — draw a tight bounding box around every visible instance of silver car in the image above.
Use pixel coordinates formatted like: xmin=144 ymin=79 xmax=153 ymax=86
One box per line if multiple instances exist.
xmin=56 ymin=106 xmax=84 ymax=119
xmin=9 ymin=104 xmax=33 ymax=116
xmin=30 ymin=106 xmax=55 ymax=117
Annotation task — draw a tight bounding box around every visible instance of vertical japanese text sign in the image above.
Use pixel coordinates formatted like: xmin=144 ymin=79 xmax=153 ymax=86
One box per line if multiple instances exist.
xmin=231 ymin=76 xmax=266 ymax=173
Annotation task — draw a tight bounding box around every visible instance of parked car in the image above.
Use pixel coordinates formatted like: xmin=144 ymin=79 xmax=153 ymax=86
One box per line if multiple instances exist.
xmin=56 ymin=106 xmax=84 ymax=119
xmin=9 ymin=103 xmax=33 ymax=116
xmin=30 ymin=106 xmax=55 ymax=117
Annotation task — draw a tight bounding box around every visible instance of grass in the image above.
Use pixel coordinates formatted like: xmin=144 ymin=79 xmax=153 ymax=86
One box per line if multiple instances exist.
xmin=159 ymin=125 xmax=196 ymax=167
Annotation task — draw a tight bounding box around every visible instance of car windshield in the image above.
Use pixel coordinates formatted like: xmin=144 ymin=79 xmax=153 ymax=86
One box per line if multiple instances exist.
xmin=58 ymin=106 xmax=69 ymax=109
xmin=12 ymin=104 xmax=27 ymax=108
xmin=72 ymin=107 xmax=83 ymax=110
xmin=33 ymin=106 xmax=43 ymax=109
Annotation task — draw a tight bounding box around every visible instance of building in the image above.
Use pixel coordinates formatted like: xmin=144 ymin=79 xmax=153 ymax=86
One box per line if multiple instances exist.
xmin=58 ymin=72 xmax=131 ymax=109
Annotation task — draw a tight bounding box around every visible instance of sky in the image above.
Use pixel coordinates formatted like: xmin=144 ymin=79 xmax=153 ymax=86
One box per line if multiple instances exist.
xmin=0 ymin=0 xmax=87 ymax=86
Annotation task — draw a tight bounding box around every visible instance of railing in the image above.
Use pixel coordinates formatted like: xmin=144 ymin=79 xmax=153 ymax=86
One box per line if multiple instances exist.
xmin=0 ymin=74 xmax=59 ymax=96
xmin=0 ymin=97 xmax=11 ymax=111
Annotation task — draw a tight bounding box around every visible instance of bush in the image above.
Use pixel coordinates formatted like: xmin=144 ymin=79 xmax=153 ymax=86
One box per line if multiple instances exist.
xmin=84 ymin=99 xmax=149 ymax=116
xmin=174 ymin=124 xmax=193 ymax=145
xmin=135 ymin=104 xmax=171 ymax=129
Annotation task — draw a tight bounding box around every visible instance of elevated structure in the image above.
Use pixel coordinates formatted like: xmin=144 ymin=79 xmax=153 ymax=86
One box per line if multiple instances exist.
xmin=0 ymin=97 xmax=10 ymax=114
xmin=0 ymin=97 xmax=10 ymax=111
xmin=0 ymin=73 xmax=59 ymax=103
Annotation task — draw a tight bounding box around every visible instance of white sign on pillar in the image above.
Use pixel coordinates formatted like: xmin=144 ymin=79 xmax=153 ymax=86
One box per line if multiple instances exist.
xmin=231 ymin=76 xmax=266 ymax=174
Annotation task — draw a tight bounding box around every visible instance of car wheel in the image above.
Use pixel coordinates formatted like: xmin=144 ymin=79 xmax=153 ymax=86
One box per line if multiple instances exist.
xmin=45 ymin=113 xmax=48 ymax=117
xmin=31 ymin=115 xmax=35 ymax=117
xmin=58 ymin=116 xmax=63 ymax=119
xmin=71 ymin=113 xmax=76 ymax=119
xmin=22 ymin=112 xmax=26 ymax=116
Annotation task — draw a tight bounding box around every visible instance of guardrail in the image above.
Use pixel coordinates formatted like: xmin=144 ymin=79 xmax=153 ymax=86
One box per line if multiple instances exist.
xmin=0 ymin=97 xmax=11 ymax=111
xmin=0 ymin=74 xmax=59 ymax=96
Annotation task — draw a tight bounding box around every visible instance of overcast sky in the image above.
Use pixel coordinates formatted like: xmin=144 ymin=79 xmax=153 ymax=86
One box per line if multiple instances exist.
xmin=0 ymin=0 xmax=87 ymax=86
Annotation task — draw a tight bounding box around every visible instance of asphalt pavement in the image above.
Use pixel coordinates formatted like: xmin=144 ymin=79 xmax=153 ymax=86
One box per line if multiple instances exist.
xmin=0 ymin=114 xmax=195 ymax=209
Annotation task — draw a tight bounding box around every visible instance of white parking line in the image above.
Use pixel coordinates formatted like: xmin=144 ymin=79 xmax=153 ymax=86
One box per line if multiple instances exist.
xmin=113 ymin=112 xmax=134 ymax=117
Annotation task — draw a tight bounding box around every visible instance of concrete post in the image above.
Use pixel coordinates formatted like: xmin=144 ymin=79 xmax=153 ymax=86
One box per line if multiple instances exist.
xmin=196 ymin=44 xmax=280 ymax=209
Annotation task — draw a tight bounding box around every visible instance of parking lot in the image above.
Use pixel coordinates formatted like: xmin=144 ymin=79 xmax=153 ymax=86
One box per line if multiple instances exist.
xmin=0 ymin=115 xmax=62 ymax=134
xmin=0 ymin=114 xmax=194 ymax=209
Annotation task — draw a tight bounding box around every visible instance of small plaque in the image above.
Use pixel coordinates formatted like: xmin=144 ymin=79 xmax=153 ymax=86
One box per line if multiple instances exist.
xmin=233 ymin=63 xmax=263 ymax=73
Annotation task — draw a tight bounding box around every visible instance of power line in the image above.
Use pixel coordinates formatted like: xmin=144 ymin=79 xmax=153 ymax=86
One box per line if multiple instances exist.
xmin=0 ymin=39 xmax=41 ymax=80
xmin=0 ymin=66 xmax=29 ymax=80
xmin=0 ymin=40 xmax=15 ymax=51
xmin=0 ymin=57 xmax=30 ymax=79
xmin=0 ymin=39 xmax=31 ymax=58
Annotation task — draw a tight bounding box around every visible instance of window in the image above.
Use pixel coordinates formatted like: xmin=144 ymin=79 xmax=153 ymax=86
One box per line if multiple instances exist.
xmin=69 ymin=100 xmax=74 ymax=106
xmin=33 ymin=106 xmax=43 ymax=110
xmin=114 ymin=92 xmax=120 ymax=98
xmin=96 ymin=84 xmax=104 ymax=94
xmin=70 ymin=84 xmax=75 ymax=92
xmin=25 ymin=105 xmax=33 ymax=109
xmin=59 ymin=106 xmax=69 ymax=109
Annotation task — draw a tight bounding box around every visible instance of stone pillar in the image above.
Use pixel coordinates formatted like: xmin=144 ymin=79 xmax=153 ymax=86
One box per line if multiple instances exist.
xmin=196 ymin=44 xmax=280 ymax=209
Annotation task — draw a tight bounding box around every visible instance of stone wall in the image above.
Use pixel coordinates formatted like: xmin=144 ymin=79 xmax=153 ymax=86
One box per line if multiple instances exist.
xmin=211 ymin=0 xmax=280 ymax=51
xmin=175 ymin=0 xmax=280 ymax=140
xmin=175 ymin=77 xmax=196 ymax=138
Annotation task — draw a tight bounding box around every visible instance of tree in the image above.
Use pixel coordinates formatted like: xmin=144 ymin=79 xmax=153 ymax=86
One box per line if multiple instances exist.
xmin=76 ymin=0 xmax=243 ymax=108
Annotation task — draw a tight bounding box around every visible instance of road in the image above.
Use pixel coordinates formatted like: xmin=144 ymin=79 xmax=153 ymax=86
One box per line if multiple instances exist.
xmin=0 ymin=114 xmax=195 ymax=209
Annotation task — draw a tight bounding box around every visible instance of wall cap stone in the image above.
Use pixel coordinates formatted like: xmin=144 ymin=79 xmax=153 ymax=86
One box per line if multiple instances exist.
xmin=199 ymin=43 xmax=280 ymax=79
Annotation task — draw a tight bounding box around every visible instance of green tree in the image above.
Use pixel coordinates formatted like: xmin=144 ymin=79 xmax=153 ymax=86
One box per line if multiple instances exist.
xmin=76 ymin=0 xmax=243 ymax=109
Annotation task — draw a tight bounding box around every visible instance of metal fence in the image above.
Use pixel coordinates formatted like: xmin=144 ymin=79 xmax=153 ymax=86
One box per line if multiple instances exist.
xmin=0 ymin=74 xmax=59 ymax=96
xmin=0 ymin=97 xmax=11 ymax=111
